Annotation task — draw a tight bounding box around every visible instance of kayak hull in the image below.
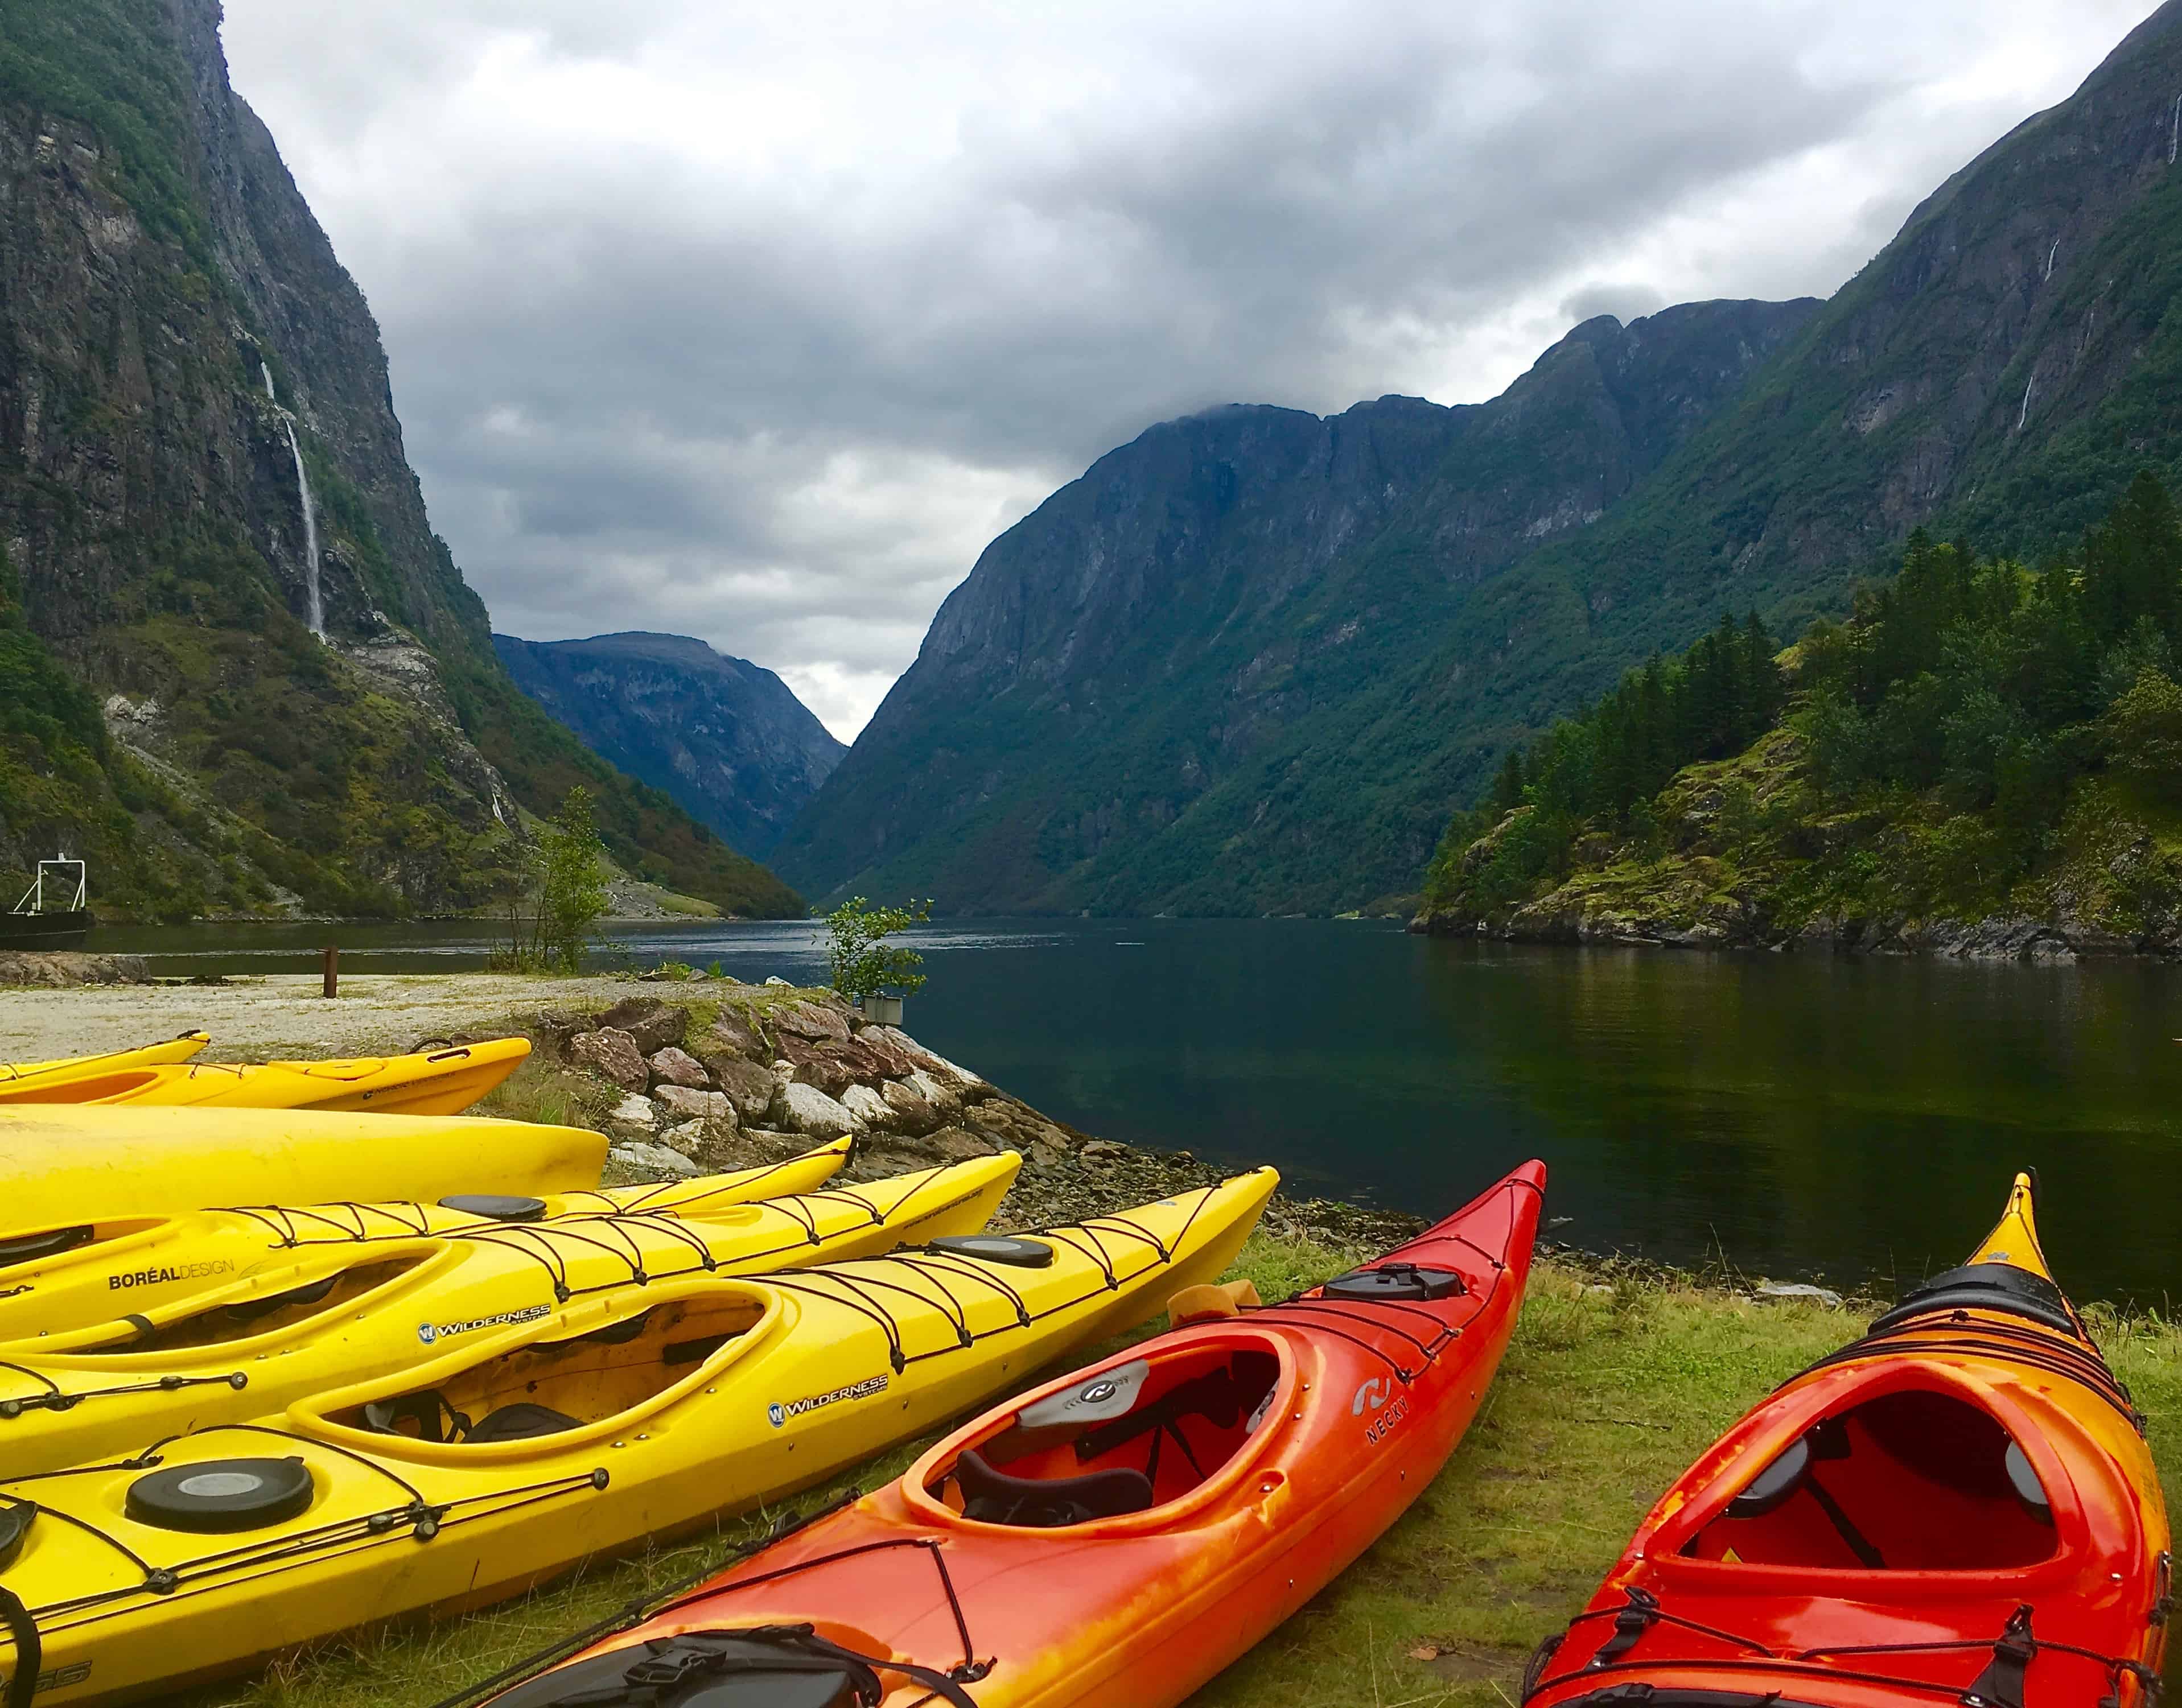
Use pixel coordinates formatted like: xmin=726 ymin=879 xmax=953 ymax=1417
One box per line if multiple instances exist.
xmin=0 ymin=1136 xmax=854 ymax=1341
xmin=1526 ymin=1173 xmax=2171 ymax=1708
xmin=0 ymin=1033 xmax=208 ymax=1083
xmin=0 ymin=1036 xmax=531 ymax=1115
xmin=489 ymin=1160 xmax=1546 ymax=1708
xmin=0 ymin=1152 xmax=1016 ymax=1474
xmin=0 ymin=1103 xmax=608 ymax=1231
xmin=0 ymin=1169 xmax=1278 ymax=1705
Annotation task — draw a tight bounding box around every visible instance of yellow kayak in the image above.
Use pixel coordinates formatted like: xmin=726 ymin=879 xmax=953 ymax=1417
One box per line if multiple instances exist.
xmin=0 ymin=1134 xmax=855 ymax=1340
xmin=0 ymin=1152 xmax=1019 ymax=1475
xmin=0 ymin=1035 xmax=531 ymax=1115
xmin=0 ymin=1169 xmax=1277 ymax=1705
xmin=0 ymin=1104 xmax=609 ymax=1233
xmin=0 ymin=1032 xmax=209 ymax=1083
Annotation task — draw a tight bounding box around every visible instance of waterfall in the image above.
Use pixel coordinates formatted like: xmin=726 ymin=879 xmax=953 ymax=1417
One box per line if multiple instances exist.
xmin=2045 ymin=238 xmax=2059 ymax=280
xmin=2017 ymin=373 xmax=2037 ymax=431
xmin=2170 ymin=93 xmax=2179 ymax=164
xmin=281 ymin=418 xmax=324 ymax=636
xmin=261 ymin=362 xmax=325 ymax=637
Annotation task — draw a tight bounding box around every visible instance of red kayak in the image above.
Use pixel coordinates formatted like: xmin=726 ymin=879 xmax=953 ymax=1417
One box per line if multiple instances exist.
xmin=481 ymin=1158 xmax=1545 ymax=1707
xmin=1524 ymin=1172 xmax=2171 ymax=1708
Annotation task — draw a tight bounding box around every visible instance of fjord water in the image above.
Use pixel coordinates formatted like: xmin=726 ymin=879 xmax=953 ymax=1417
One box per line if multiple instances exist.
xmin=106 ymin=918 xmax=2182 ymax=1303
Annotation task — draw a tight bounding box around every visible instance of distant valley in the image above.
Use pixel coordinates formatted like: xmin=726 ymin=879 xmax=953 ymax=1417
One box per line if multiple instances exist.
xmin=494 ymin=632 xmax=843 ymax=861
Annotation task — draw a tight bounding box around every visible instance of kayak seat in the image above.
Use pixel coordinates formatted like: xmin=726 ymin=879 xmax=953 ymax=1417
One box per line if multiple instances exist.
xmin=363 ymin=1389 xmax=472 ymax=1443
xmin=466 ymin=1402 xmax=584 ymax=1443
xmin=1690 ymin=1391 xmax=2056 ymax=1570
xmin=360 ymin=1390 xmax=582 ymax=1443
xmin=954 ymin=1447 xmax=1154 ymax=1527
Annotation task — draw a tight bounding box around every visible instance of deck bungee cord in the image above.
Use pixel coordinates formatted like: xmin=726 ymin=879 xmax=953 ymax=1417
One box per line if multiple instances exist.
xmin=755 ymin=1182 xmax=1234 ymax=1375
xmin=1232 ymin=1170 xmax=1541 ymax=1387
xmin=1530 ymin=1587 xmax=2162 ymax=1708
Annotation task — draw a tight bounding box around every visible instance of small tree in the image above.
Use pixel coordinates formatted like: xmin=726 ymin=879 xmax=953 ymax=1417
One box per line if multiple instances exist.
xmin=825 ymin=896 xmax=932 ymax=1002
xmin=491 ymin=787 xmax=612 ymax=973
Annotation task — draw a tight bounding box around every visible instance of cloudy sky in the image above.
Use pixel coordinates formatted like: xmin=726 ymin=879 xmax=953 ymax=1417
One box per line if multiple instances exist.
xmin=220 ymin=0 xmax=2154 ymax=740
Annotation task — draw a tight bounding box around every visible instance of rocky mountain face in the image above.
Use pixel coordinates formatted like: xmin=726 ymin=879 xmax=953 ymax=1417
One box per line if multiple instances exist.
xmin=775 ymin=300 xmax=1818 ymax=913
xmin=0 ymin=0 xmax=800 ymax=918
xmin=784 ymin=0 xmax=2182 ymax=917
xmin=494 ymin=632 xmax=845 ymax=860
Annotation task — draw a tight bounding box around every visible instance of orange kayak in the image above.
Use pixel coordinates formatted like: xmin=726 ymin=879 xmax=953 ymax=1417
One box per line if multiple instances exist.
xmin=479 ymin=1158 xmax=1546 ymax=1708
xmin=1524 ymin=1171 xmax=2170 ymax=1708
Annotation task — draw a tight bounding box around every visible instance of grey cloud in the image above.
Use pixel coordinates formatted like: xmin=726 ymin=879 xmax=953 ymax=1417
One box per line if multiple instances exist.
xmin=220 ymin=0 xmax=2151 ymax=736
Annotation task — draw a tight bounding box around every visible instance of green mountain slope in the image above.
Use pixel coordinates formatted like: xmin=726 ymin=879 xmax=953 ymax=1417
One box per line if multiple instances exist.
xmin=0 ymin=0 xmax=801 ymax=919
xmin=1415 ymin=477 xmax=2182 ymax=954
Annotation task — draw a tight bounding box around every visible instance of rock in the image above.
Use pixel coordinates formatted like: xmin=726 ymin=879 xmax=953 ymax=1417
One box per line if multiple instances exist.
xmin=840 ymin=1084 xmax=892 ymax=1128
xmin=660 ymin=1119 xmax=710 ymax=1158
xmin=647 ymin=1046 xmax=711 ymax=1088
xmin=773 ymin=999 xmax=851 ymax=1043
xmin=764 ymin=975 xmax=793 ymax=987
xmin=0 ymin=952 xmax=151 ymax=987
xmin=904 ymin=1067 xmax=963 ymax=1119
xmin=775 ymin=1080 xmax=861 ymax=1138
xmin=607 ymin=1092 xmax=658 ymax=1132
xmin=654 ymin=1084 xmax=734 ymax=1125
xmin=1080 ymin=1139 xmax=1129 ymax=1162
xmin=879 ymin=1078 xmax=940 ymax=1136
xmin=705 ymin=1013 xmax=768 ymax=1062
xmin=608 ymin=1140 xmax=701 ymax=1179
xmin=776 ymin=1034 xmax=860 ymax=1098
xmin=701 ymin=1054 xmax=780 ymax=1122
xmin=873 ymin=1026 xmax=983 ymax=1086
xmin=592 ymin=996 xmax=687 ymax=1055
xmin=1756 ymin=1281 xmax=1843 ymax=1308
xmin=567 ymin=1028 xmax=649 ymax=1091
xmin=924 ymin=1125 xmax=1003 ymax=1161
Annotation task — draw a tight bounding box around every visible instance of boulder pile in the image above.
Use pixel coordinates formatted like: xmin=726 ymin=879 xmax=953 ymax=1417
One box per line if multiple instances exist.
xmin=536 ymin=987 xmax=1087 ymax=1186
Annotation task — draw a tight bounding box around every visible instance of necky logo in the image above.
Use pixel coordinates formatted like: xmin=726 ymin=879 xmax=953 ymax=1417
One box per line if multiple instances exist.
xmin=1081 ymin=1379 xmax=1118 ymax=1405
xmin=1352 ymin=1377 xmax=1390 ymax=1416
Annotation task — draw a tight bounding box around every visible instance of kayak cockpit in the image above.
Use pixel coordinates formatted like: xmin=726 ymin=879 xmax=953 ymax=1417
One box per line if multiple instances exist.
xmin=319 ymin=1287 xmax=775 ymax=1448
xmin=0 ymin=1068 xmax=163 ymax=1104
xmin=0 ymin=1216 xmax=164 ymax=1272
xmin=65 ymin=1252 xmax=443 ymax=1355
xmin=1685 ymin=1387 xmax=2056 ymax=1571
xmin=920 ymin=1336 xmax=1287 ymax=1528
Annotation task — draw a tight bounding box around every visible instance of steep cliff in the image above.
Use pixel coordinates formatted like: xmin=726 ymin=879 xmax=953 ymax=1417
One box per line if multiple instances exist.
xmin=493 ymin=632 xmax=844 ymax=859
xmin=0 ymin=0 xmax=801 ymax=918
xmin=775 ymin=299 xmax=1818 ymax=912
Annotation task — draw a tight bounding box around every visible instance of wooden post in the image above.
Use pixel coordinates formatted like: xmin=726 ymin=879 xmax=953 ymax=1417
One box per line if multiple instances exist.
xmin=322 ymin=944 xmax=338 ymax=999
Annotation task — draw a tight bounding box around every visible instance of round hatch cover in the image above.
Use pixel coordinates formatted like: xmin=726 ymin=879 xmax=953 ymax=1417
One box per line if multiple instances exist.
xmin=437 ymin=1194 xmax=549 ymax=1223
xmin=126 ymin=1456 xmax=315 ymax=1533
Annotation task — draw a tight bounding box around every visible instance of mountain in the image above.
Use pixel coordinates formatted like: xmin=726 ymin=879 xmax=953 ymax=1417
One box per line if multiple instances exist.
xmin=783 ymin=0 xmax=2182 ymax=918
xmin=493 ymin=632 xmax=845 ymax=859
xmin=0 ymin=0 xmax=801 ymax=919
xmin=775 ymin=300 xmax=1819 ymax=912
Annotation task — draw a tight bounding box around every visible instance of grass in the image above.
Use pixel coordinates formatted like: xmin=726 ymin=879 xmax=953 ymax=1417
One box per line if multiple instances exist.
xmin=186 ymin=1247 xmax=2182 ymax=1708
